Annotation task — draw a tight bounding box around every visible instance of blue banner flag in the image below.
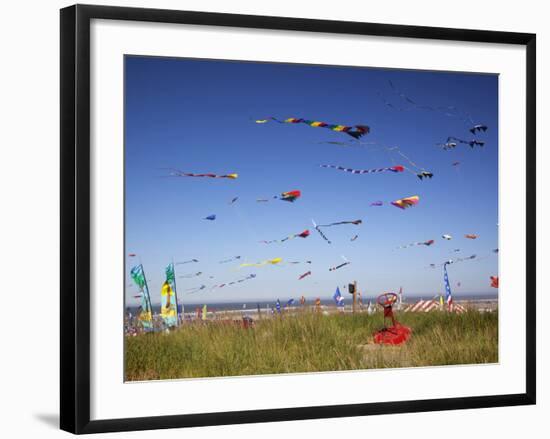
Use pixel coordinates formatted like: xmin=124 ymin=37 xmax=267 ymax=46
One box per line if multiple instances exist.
xmin=443 ymin=262 xmax=453 ymax=311
xmin=333 ymin=287 xmax=344 ymax=307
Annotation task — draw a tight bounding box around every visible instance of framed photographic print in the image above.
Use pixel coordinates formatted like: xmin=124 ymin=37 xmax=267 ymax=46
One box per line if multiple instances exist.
xmin=60 ymin=4 xmax=536 ymax=434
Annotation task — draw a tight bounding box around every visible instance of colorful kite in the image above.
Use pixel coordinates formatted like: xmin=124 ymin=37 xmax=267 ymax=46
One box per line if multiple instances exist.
xmin=397 ymin=239 xmax=434 ymax=249
xmin=280 ymin=190 xmax=301 ymax=202
xmin=239 ymin=257 xmax=282 ymax=268
xmin=164 ymin=169 xmax=238 ymax=179
xmin=318 ymin=136 xmax=433 ymax=181
xmin=260 ymin=229 xmax=310 ymax=244
xmin=203 ymin=214 xmax=216 ymax=221
xmin=257 ymin=190 xmax=302 ymax=203
xmin=299 ymin=271 xmax=312 ymax=280
xmin=319 ymin=164 xmax=404 ymax=174
xmin=256 ymin=117 xmax=370 ymax=140
xmin=465 ymin=234 xmax=478 ymax=239
xmin=391 ymin=195 xmax=419 ymax=210
xmin=490 ymin=276 xmax=499 ymax=288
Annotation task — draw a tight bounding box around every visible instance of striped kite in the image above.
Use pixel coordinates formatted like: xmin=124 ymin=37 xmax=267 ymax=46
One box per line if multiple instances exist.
xmin=329 ymin=256 xmax=350 ymax=272
xmin=320 ymin=164 xmax=404 ymax=175
xmin=256 ymin=117 xmax=370 ymax=140
xmin=164 ymin=169 xmax=238 ymax=179
xmin=260 ymin=229 xmax=310 ymax=244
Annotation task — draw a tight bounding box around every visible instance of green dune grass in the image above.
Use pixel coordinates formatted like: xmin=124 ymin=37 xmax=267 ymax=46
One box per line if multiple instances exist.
xmin=125 ymin=310 xmax=498 ymax=381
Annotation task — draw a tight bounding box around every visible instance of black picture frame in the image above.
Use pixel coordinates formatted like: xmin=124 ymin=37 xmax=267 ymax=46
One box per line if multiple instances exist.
xmin=60 ymin=4 xmax=536 ymax=434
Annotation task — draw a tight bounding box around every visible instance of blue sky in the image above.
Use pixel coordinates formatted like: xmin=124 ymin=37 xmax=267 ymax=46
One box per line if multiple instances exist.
xmin=125 ymin=55 xmax=498 ymax=305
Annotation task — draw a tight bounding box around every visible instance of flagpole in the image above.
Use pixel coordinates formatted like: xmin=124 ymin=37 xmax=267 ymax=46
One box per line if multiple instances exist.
xmin=171 ymin=259 xmax=180 ymax=327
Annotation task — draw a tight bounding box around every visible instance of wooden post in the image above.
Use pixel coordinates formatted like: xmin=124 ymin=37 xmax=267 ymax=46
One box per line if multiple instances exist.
xmin=352 ymin=280 xmax=357 ymax=313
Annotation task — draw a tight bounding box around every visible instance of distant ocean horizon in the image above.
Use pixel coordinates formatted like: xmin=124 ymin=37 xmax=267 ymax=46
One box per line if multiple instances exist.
xmin=127 ymin=292 xmax=498 ymax=314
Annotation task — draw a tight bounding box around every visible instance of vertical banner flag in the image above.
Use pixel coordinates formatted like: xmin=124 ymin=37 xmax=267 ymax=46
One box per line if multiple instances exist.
xmin=131 ymin=264 xmax=153 ymax=330
xmin=443 ymin=262 xmax=453 ymax=311
xmin=333 ymin=287 xmax=345 ymax=307
xmin=202 ymin=304 xmax=207 ymax=320
xmin=160 ymin=262 xmax=178 ymax=327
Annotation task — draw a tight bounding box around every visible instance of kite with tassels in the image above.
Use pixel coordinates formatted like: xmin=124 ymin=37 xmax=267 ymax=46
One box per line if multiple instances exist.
xmin=391 ymin=195 xmax=420 ymax=210
xmin=312 ymin=219 xmax=362 ymax=244
xmin=396 ymin=239 xmax=434 ymax=249
xmin=257 ymin=190 xmax=302 ymax=203
xmin=260 ymin=229 xmax=310 ymax=244
xmin=329 ymin=256 xmax=351 ymax=272
xmin=319 ymin=139 xmax=434 ymax=181
xmin=239 ymin=257 xmax=282 ymax=268
xmin=255 ymin=117 xmax=370 ymax=140
xmin=320 ymin=164 xmax=405 ymax=175
xmin=163 ymin=168 xmax=238 ymax=179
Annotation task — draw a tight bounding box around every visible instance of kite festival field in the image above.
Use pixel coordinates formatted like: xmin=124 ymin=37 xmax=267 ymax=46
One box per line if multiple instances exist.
xmin=124 ymin=56 xmax=499 ymax=381
xmin=125 ymin=303 xmax=498 ymax=381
